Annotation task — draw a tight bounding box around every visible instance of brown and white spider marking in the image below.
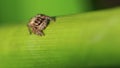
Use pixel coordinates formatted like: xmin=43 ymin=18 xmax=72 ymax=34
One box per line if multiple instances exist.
xmin=27 ymin=14 xmax=55 ymax=36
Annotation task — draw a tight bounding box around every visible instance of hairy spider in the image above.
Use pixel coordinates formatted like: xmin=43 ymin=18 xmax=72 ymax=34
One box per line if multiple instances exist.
xmin=27 ymin=14 xmax=56 ymax=36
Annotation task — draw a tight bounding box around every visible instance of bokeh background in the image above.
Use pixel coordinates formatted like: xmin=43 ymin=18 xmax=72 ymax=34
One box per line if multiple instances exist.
xmin=0 ymin=0 xmax=91 ymax=23
xmin=0 ymin=0 xmax=120 ymax=68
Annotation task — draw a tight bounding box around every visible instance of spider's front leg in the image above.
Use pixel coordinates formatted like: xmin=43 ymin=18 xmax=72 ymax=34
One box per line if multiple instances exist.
xmin=36 ymin=30 xmax=45 ymax=36
xmin=27 ymin=24 xmax=32 ymax=35
xmin=40 ymin=30 xmax=45 ymax=36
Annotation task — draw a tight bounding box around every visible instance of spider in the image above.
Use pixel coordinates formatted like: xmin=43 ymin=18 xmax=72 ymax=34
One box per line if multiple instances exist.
xmin=27 ymin=14 xmax=56 ymax=36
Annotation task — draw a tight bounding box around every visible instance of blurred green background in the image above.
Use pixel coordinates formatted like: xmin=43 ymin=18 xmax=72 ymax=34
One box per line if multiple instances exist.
xmin=0 ymin=0 xmax=91 ymax=23
xmin=0 ymin=0 xmax=120 ymax=68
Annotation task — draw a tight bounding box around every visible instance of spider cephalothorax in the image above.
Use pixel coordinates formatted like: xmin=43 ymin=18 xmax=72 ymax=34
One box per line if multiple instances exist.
xmin=27 ymin=14 xmax=55 ymax=36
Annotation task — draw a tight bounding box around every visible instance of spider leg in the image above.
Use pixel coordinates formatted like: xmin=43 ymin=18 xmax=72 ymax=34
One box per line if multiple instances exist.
xmin=51 ymin=16 xmax=56 ymax=22
xmin=41 ymin=30 xmax=45 ymax=36
xmin=36 ymin=30 xmax=45 ymax=36
xmin=47 ymin=16 xmax=56 ymax=22
xmin=27 ymin=24 xmax=32 ymax=35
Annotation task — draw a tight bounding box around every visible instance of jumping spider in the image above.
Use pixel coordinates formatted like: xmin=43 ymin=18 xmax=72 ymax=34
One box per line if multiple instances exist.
xmin=27 ymin=14 xmax=56 ymax=36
